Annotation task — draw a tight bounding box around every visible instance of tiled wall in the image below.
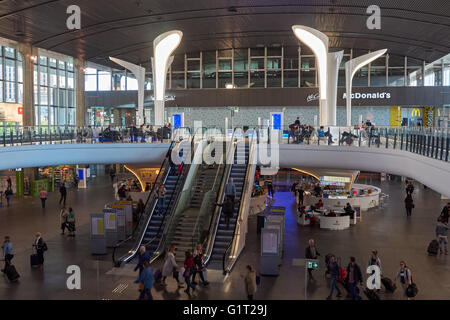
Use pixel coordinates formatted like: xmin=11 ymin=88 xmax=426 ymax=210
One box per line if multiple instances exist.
xmin=163 ymin=106 xmax=392 ymax=128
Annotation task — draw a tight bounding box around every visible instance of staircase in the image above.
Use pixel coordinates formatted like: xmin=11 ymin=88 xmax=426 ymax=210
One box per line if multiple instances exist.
xmin=142 ymin=168 xmax=179 ymax=255
xmin=209 ymin=142 xmax=249 ymax=263
xmin=189 ymin=167 xmax=216 ymax=208
xmin=172 ymin=212 xmax=201 ymax=263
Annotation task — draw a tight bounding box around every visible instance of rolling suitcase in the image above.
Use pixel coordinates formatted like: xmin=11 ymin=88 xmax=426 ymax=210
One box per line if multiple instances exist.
xmin=381 ymin=276 xmax=396 ymax=292
xmin=30 ymin=254 xmax=40 ymax=268
xmin=427 ymin=239 xmax=439 ymax=256
xmin=5 ymin=265 xmax=20 ymax=282
xmin=364 ymin=288 xmax=380 ymax=300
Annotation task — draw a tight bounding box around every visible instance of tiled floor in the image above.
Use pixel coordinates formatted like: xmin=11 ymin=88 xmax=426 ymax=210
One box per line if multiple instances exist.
xmin=0 ymin=175 xmax=448 ymax=300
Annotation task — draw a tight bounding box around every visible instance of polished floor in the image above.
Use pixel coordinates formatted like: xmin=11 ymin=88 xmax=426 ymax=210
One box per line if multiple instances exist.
xmin=0 ymin=174 xmax=448 ymax=300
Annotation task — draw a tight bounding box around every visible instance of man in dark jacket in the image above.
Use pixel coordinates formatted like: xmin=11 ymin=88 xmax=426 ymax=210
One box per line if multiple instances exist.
xmin=326 ymin=256 xmax=342 ymax=300
xmin=305 ymin=239 xmax=320 ymax=280
xmin=59 ymin=184 xmax=67 ymax=206
xmin=440 ymin=203 xmax=449 ymax=223
xmin=406 ymin=181 xmax=414 ymax=196
xmin=216 ymin=196 xmax=236 ymax=229
xmin=345 ymin=257 xmax=363 ymax=300
xmin=134 ymin=246 xmax=150 ymax=276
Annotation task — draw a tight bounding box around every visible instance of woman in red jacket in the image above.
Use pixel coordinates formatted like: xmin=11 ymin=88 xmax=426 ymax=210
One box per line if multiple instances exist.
xmin=183 ymin=251 xmax=196 ymax=294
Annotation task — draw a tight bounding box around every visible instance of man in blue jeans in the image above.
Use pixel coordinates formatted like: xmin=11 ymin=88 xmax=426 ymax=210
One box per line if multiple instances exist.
xmin=326 ymin=256 xmax=342 ymax=300
xmin=345 ymin=257 xmax=363 ymax=300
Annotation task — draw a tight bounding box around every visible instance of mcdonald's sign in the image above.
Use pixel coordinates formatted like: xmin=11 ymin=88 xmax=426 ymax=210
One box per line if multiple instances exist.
xmin=411 ymin=108 xmax=421 ymax=117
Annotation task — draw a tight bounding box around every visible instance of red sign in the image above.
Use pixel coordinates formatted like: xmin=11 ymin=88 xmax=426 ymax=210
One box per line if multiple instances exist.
xmin=18 ymin=107 xmax=23 ymax=115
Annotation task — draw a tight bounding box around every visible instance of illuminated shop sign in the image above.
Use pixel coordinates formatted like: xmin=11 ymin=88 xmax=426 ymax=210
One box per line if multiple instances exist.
xmin=342 ymin=92 xmax=391 ymax=99
xmin=321 ymin=176 xmax=351 ymax=183
xmin=0 ymin=103 xmax=23 ymax=122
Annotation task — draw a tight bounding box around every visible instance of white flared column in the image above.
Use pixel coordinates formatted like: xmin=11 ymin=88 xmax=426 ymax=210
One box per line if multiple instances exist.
xmin=109 ymin=57 xmax=145 ymax=125
xmin=326 ymin=51 xmax=343 ymax=126
xmin=345 ymin=49 xmax=387 ymax=126
xmin=154 ymin=100 xmax=164 ymax=127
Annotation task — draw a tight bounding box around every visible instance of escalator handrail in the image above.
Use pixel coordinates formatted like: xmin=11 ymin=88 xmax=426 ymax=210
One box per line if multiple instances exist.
xmin=113 ymin=140 xmax=176 ymax=266
xmin=222 ymin=128 xmax=257 ymax=274
xmin=203 ymin=128 xmax=239 ymax=266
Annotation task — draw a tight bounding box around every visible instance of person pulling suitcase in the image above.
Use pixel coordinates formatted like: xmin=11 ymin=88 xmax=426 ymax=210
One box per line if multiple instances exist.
xmin=32 ymin=232 xmax=47 ymax=268
xmin=1 ymin=236 xmax=13 ymax=272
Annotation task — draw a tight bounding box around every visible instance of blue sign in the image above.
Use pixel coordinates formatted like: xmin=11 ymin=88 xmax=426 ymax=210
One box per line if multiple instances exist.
xmin=77 ymin=169 xmax=83 ymax=180
xmin=172 ymin=114 xmax=181 ymax=129
xmin=272 ymin=113 xmax=281 ymax=130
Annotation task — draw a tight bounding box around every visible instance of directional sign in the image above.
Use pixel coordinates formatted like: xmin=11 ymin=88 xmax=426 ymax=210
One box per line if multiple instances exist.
xmin=307 ymin=261 xmax=319 ymax=269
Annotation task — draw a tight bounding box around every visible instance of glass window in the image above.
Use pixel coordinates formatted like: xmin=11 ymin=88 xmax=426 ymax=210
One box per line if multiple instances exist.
xmin=267 ymin=58 xmax=281 ymax=69
xmin=234 ymin=49 xmax=248 ymax=71
xmin=17 ymin=61 xmax=22 ymax=83
xmin=0 ymin=58 xmax=2 ymax=80
xmin=67 ymin=72 xmax=74 ymax=89
xmin=250 ymin=58 xmax=264 ymax=70
xmin=187 ymin=72 xmax=200 ymax=88
xmin=388 ymin=68 xmax=405 ymax=86
xmin=388 ymin=55 xmax=404 ymax=68
xmin=67 ymin=62 xmax=74 ymax=71
xmin=267 ymin=47 xmax=281 ymax=56
xmin=370 ymin=67 xmax=386 ymax=86
xmin=4 ymin=47 xmax=15 ymax=59
xmin=49 ymin=87 xmax=56 ymax=105
xmin=85 ymin=74 xmax=97 ymax=91
xmin=59 ymin=107 xmax=66 ymax=125
xmin=49 ymin=68 xmax=57 ymax=87
xmin=250 ymin=71 xmax=264 ymax=87
xmin=407 ymin=66 xmax=423 ymax=86
xmin=5 ymin=59 xmax=15 ymax=82
xmin=218 ymin=72 xmax=232 ymax=88
xmin=126 ymin=75 xmax=138 ymax=90
xmin=250 ymin=47 xmax=264 ymax=57
xmin=58 ymin=60 xmax=66 ymax=70
xmin=352 ymin=67 xmax=368 ymax=86
xmin=0 ymin=81 xmax=3 ymax=102
xmin=171 ymin=54 xmax=184 ymax=72
xmin=68 ymin=108 xmax=75 ymax=125
xmin=171 ymin=72 xmax=185 ymax=89
xmin=17 ymin=83 xmax=22 ymax=104
xmin=187 ymin=59 xmax=200 ymax=71
xmin=340 ymin=55 xmax=351 ymax=68
xmin=371 ymin=55 xmax=386 ymax=67
xmin=98 ymin=71 xmax=111 ymax=90
xmin=406 ymin=57 xmax=422 ymax=67
xmin=338 ymin=69 xmax=346 ymax=87
xmin=49 ymin=58 xmax=57 ymax=67
xmin=267 ymin=70 xmax=281 ymax=87
xmin=186 ymin=52 xmax=200 ymax=59
xmin=40 ymin=106 xmax=49 ymax=125
xmin=283 ymin=70 xmax=298 ymax=87
xmin=202 ymin=71 xmax=216 ymax=88
xmin=202 ymin=51 xmax=216 ymax=71
xmin=59 ymin=89 xmax=66 ymax=107
xmin=218 ymin=49 xmax=232 ymax=58
xmin=39 ymin=56 xmax=47 ymax=66
xmin=40 ymin=66 xmax=48 ymax=86
xmin=300 ymin=69 xmax=315 ymax=87
xmin=67 ymin=90 xmax=74 ymax=108
xmin=234 ymin=71 xmax=248 ymax=88
xmin=112 ymin=71 xmax=125 ymax=90
xmin=5 ymin=81 xmax=16 ymax=102
xmin=40 ymin=86 xmax=48 ymax=105
xmin=301 ymin=56 xmax=315 ymax=69
xmin=444 ymin=64 xmax=450 ymax=86
xmin=59 ymin=69 xmax=66 ymax=88
xmin=218 ymin=59 xmax=232 ymax=71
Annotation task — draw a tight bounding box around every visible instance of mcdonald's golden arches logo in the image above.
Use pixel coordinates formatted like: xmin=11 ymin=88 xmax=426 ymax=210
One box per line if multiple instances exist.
xmin=411 ymin=108 xmax=421 ymax=117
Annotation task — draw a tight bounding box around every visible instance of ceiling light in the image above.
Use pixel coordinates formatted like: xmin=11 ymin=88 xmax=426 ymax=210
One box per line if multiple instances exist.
xmin=225 ymin=83 xmax=234 ymax=89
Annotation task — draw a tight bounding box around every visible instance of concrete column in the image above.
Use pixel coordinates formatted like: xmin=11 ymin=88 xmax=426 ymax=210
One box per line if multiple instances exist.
xmin=74 ymin=59 xmax=86 ymax=127
xmin=17 ymin=44 xmax=37 ymax=127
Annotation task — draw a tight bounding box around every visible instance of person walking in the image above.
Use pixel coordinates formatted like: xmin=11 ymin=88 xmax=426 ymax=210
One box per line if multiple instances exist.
xmin=33 ymin=232 xmax=47 ymax=268
xmin=59 ymin=183 xmax=67 ymax=206
xmin=134 ymin=246 xmax=150 ymax=276
xmin=244 ymin=265 xmax=257 ymax=300
xmin=216 ymin=196 xmax=236 ymax=229
xmin=326 ymin=256 xmax=342 ymax=300
xmin=4 ymin=187 xmax=12 ymax=207
xmin=404 ymin=194 xmax=414 ymax=217
xmin=183 ymin=251 xmax=196 ymax=295
xmin=135 ymin=199 xmax=145 ymax=222
xmin=109 ymin=167 xmax=116 ymax=184
xmin=60 ymin=207 xmax=69 ymax=235
xmin=6 ymin=176 xmax=12 ymax=190
xmin=39 ymin=188 xmax=47 ymax=209
xmin=67 ymin=207 xmax=76 ymax=237
xmin=345 ymin=257 xmax=363 ymax=300
xmin=394 ymin=261 xmax=412 ymax=300
xmin=135 ymin=261 xmax=154 ymax=300
xmin=298 ymin=185 xmax=305 ymax=205
xmin=156 ymin=184 xmax=166 ymax=215
xmin=305 ymin=239 xmax=320 ymax=280
xmin=192 ymin=243 xmax=209 ymax=286
xmin=440 ymin=202 xmax=449 ymax=223
xmin=225 ymin=178 xmax=236 ymax=203
xmin=436 ymin=218 xmax=449 ymax=255
xmin=266 ymin=180 xmax=274 ymax=198
xmin=406 ymin=181 xmax=414 ymax=196
xmin=1 ymin=236 xmax=13 ymax=272
xmin=162 ymin=244 xmax=183 ymax=288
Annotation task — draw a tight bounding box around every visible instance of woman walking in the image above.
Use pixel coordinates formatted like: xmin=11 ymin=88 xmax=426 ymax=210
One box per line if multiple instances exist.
xmin=60 ymin=207 xmax=69 ymax=235
xmin=404 ymin=194 xmax=414 ymax=217
xmin=39 ymin=188 xmax=47 ymax=209
xmin=192 ymin=243 xmax=209 ymax=286
xmin=67 ymin=207 xmax=76 ymax=237
xmin=394 ymin=261 xmax=412 ymax=300
xmin=135 ymin=261 xmax=154 ymax=300
xmin=162 ymin=244 xmax=183 ymax=288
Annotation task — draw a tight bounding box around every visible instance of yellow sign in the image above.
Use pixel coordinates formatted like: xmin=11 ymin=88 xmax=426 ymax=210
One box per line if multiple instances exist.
xmin=97 ymin=219 xmax=104 ymax=235
xmin=390 ymin=106 xmax=401 ymax=126
xmin=411 ymin=108 xmax=421 ymax=117
xmin=112 ymin=204 xmax=125 ymax=209
xmin=119 ymin=201 xmax=132 ymax=205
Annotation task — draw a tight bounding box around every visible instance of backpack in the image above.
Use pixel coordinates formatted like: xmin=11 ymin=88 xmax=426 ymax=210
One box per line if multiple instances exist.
xmin=338 ymin=267 xmax=347 ymax=281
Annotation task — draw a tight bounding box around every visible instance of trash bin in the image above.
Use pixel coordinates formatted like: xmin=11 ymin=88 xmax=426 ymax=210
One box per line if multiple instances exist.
xmin=257 ymin=213 xmax=266 ymax=233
